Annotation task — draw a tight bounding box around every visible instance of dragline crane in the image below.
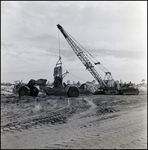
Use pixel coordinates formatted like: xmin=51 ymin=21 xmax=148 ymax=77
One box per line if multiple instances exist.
xmin=57 ymin=24 xmax=139 ymax=95
xmin=57 ymin=24 xmax=108 ymax=89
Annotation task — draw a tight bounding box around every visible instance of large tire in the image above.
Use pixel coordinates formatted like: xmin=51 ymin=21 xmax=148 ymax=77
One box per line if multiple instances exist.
xmin=30 ymin=87 xmax=39 ymax=97
xmin=122 ymin=90 xmax=126 ymax=95
xmin=134 ymin=89 xmax=139 ymax=95
xmin=18 ymin=87 xmax=30 ymax=97
xmin=103 ymin=89 xmax=108 ymax=94
xmin=136 ymin=89 xmax=139 ymax=95
xmin=68 ymin=87 xmax=79 ymax=97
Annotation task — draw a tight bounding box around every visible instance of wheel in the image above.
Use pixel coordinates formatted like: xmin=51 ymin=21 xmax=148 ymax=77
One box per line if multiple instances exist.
xmin=18 ymin=87 xmax=30 ymax=97
xmin=68 ymin=87 xmax=79 ymax=97
xmin=122 ymin=90 xmax=126 ymax=95
xmin=103 ymin=89 xmax=108 ymax=94
xmin=30 ymin=87 xmax=39 ymax=97
xmin=135 ymin=89 xmax=139 ymax=95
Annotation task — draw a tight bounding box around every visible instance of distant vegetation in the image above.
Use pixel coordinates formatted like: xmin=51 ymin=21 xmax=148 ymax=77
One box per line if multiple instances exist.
xmin=1 ymin=79 xmax=147 ymax=87
xmin=1 ymin=82 xmax=14 ymax=86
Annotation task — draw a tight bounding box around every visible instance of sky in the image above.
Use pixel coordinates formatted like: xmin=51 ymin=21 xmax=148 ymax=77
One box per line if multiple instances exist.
xmin=1 ymin=1 xmax=147 ymax=84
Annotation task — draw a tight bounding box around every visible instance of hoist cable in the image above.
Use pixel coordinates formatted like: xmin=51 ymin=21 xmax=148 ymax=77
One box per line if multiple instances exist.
xmin=58 ymin=30 xmax=60 ymax=56
xmin=63 ymin=30 xmax=97 ymax=68
xmin=65 ymin=29 xmax=109 ymax=75
xmin=62 ymin=59 xmax=68 ymax=72
xmin=64 ymin=29 xmax=100 ymax=64
xmin=94 ymin=66 xmax=105 ymax=79
xmin=68 ymin=72 xmax=87 ymax=82
xmin=61 ymin=27 xmax=113 ymax=81
xmin=58 ymin=30 xmax=69 ymax=74
xmin=64 ymin=29 xmax=109 ymax=74
xmin=98 ymin=64 xmax=109 ymax=72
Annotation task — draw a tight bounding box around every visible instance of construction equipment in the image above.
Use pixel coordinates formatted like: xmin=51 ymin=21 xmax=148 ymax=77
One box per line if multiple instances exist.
xmin=13 ymin=52 xmax=79 ymax=98
xmin=13 ymin=79 xmax=47 ymax=97
xmin=43 ymin=56 xmax=79 ymax=97
xmin=57 ymin=24 xmax=139 ymax=95
xmin=13 ymin=58 xmax=79 ymax=97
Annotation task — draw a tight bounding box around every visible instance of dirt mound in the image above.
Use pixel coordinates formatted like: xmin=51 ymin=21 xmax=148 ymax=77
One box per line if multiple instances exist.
xmin=1 ymin=84 xmax=147 ymax=134
xmin=96 ymin=106 xmax=114 ymax=115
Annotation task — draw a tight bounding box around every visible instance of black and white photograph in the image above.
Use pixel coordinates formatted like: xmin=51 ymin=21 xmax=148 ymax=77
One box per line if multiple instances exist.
xmin=1 ymin=1 xmax=147 ymax=149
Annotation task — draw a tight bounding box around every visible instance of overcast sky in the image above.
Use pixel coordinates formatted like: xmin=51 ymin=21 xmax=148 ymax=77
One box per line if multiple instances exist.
xmin=1 ymin=1 xmax=147 ymax=84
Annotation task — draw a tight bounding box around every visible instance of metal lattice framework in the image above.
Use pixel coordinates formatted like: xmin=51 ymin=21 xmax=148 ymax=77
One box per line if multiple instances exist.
xmin=57 ymin=24 xmax=107 ymax=88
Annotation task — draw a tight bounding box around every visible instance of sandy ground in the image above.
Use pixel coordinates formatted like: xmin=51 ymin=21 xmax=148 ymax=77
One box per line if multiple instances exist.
xmin=1 ymin=87 xmax=147 ymax=149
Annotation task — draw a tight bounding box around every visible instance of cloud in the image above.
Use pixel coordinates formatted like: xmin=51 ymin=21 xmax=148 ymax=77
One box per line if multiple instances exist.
xmin=1 ymin=1 xmax=147 ymax=83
